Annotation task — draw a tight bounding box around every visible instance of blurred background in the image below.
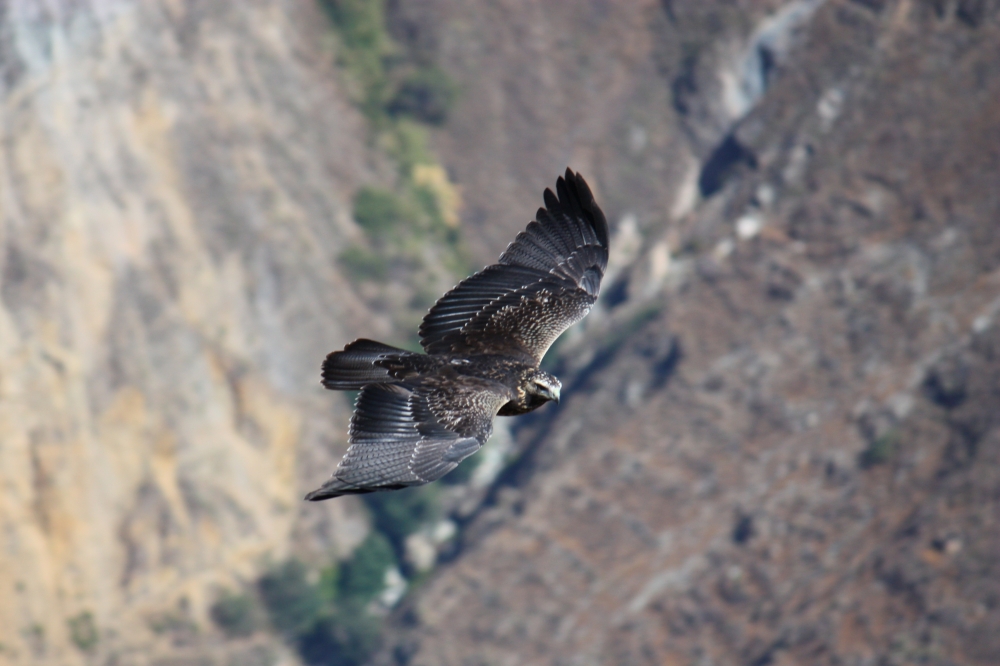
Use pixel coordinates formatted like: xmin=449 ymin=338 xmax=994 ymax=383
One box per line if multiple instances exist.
xmin=0 ymin=0 xmax=998 ymax=664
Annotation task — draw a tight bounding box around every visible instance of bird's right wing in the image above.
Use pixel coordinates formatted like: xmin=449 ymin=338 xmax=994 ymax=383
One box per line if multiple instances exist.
xmin=304 ymin=375 xmax=512 ymax=500
xmin=419 ymin=168 xmax=609 ymax=365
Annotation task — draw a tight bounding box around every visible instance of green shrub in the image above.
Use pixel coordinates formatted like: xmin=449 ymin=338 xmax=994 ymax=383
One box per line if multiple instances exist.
xmin=387 ymin=121 xmax=434 ymax=176
xmin=339 ymin=531 xmax=396 ymax=603
xmin=322 ymin=0 xmax=387 ymax=53
xmin=210 ymin=589 xmax=259 ymax=638
xmin=412 ymin=184 xmax=443 ymax=228
xmin=258 ymin=559 xmax=324 ymax=637
xmin=23 ymin=624 xmax=44 ymax=654
xmin=252 ymin=555 xmax=383 ymax=665
xmin=68 ymin=611 xmax=98 ymax=652
xmin=352 ymin=187 xmax=408 ymax=235
xmin=859 ymin=431 xmax=899 ymax=469
xmin=339 ymin=246 xmax=389 ymax=281
xmin=363 ymin=486 xmax=439 ymax=549
xmin=296 ymin=605 xmax=381 ymax=666
xmin=318 ymin=563 xmax=341 ymax=605
xmin=321 ymin=0 xmax=394 ymax=124
xmin=387 ymin=67 xmax=457 ymax=125
xmin=147 ymin=609 xmax=198 ymax=639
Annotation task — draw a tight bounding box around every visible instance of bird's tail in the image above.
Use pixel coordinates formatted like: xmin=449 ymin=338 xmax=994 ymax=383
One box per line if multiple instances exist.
xmin=321 ymin=338 xmax=416 ymax=390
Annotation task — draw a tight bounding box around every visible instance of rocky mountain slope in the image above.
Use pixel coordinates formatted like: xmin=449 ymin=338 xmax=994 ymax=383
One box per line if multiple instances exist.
xmin=0 ymin=1 xmax=389 ymax=663
xmin=1 ymin=1 xmax=998 ymax=665
xmin=375 ymin=1 xmax=1000 ymax=664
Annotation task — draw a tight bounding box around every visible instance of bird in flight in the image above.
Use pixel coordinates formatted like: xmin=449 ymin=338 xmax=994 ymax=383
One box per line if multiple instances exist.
xmin=306 ymin=169 xmax=609 ymax=500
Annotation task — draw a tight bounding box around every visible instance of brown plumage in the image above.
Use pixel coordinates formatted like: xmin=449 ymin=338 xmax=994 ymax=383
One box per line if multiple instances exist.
xmin=306 ymin=169 xmax=609 ymax=500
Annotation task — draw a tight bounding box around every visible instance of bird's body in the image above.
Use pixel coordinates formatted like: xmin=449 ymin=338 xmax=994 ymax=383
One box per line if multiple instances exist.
xmin=306 ymin=169 xmax=608 ymax=500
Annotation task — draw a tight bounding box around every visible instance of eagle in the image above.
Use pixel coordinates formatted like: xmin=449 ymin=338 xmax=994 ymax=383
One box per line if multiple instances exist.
xmin=305 ymin=169 xmax=609 ymax=500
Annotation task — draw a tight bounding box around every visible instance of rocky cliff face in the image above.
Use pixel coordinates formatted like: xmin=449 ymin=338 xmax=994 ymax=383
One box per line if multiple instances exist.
xmin=2 ymin=1 xmax=999 ymax=665
xmin=376 ymin=1 xmax=1000 ymax=664
xmin=0 ymin=1 xmax=385 ymax=663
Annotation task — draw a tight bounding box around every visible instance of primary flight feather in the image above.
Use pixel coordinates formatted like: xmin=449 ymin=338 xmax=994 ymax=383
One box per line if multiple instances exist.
xmin=306 ymin=168 xmax=609 ymax=500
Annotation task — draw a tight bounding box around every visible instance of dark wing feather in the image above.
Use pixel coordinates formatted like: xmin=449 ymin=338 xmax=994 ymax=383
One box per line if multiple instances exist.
xmin=419 ymin=169 xmax=609 ymax=364
xmin=304 ymin=376 xmax=512 ymax=500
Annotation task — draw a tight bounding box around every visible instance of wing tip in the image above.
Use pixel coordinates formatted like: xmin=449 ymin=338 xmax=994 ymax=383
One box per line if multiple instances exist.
xmin=555 ymin=168 xmax=610 ymax=250
xmin=304 ymin=481 xmax=357 ymax=501
xmin=418 ymin=169 xmax=609 ymax=355
xmin=305 ymin=478 xmax=403 ymax=501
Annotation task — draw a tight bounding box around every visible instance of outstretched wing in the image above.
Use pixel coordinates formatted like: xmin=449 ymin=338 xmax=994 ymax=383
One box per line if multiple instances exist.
xmin=419 ymin=168 xmax=609 ymax=365
xmin=304 ymin=375 xmax=512 ymax=500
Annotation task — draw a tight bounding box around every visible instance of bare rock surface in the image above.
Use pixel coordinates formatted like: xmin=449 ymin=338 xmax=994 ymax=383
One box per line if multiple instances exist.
xmin=379 ymin=1 xmax=1000 ymax=664
xmin=0 ymin=1 xmax=382 ymax=663
xmin=2 ymin=0 xmax=999 ymax=664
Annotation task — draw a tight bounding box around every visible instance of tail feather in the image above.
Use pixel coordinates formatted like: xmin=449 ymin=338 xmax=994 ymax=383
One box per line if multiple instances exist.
xmin=321 ymin=339 xmax=413 ymax=390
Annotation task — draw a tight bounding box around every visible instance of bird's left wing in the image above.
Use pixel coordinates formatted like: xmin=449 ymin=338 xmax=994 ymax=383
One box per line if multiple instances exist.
xmin=419 ymin=169 xmax=609 ymax=365
xmin=304 ymin=375 xmax=512 ymax=500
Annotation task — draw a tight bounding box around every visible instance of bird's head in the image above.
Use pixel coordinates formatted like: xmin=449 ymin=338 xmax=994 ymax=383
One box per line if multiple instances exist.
xmin=525 ymin=369 xmax=562 ymax=405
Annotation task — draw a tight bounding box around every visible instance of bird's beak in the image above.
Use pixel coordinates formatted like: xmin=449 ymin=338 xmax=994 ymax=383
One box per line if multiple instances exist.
xmin=550 ymin=386 xmax=561 ymax=404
